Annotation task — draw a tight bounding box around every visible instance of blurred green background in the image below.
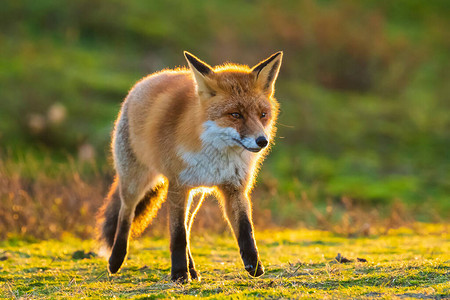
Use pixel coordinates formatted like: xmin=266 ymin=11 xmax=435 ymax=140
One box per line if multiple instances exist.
xmin=1 ymin=0 xmax=449 ymax=238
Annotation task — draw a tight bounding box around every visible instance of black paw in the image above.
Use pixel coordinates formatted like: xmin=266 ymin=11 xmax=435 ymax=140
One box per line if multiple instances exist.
xmin=108 ymin=240 xmax=128 ymax=274
xmin=189 ymin=268 xmax=200 ymax=281
xmin=171 ymin=270 xmax=189 ymax=283
xmin=245 ymin=261 xmax=264 ymax=277
xmin=108 ymin=254 xmax=125 ymax=274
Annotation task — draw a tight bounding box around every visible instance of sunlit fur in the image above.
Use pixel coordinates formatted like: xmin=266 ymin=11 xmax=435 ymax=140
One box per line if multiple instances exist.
xmin=185 ymin=187 xmax=216 ymax=236
xmin=123 ymin=58 xmax=281 ymax=203
xmin=130 ymin=176 xmax=167 ymax=237
xmin=98 ymin=51 xmax=282 ymax=279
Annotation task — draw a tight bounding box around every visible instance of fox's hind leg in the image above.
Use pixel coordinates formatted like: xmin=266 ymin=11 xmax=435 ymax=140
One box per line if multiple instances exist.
xmin=107 ymin=170 xmax=155 ymax=274
xmin=99 ymin=171 xmax=165 ymax=274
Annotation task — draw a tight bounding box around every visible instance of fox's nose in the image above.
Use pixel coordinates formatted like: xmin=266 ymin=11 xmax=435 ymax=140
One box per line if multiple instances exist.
xmin=255 ymin=136 xmax=268 ymax=148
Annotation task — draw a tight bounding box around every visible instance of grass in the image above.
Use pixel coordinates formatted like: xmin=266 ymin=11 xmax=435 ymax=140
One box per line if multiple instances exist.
xmin=0 ymin=3 xmax=449 ymax=296
xmin=1 ymin=0 xmax=450 ymax=230
xmin=0 ymin=224 xmax=448 ymax=299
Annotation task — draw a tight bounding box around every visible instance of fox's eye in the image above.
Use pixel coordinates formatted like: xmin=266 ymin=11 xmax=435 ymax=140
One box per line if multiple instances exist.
xmin=261 ymin=112 xmax=267 ymax=118
xmin=230 ymin=112 xmax=242 ymax=119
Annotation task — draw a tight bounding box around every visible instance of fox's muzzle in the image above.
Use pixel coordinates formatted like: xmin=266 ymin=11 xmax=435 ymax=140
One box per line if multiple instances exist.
xmin=233 ymin=135 xmax=269 ymax=153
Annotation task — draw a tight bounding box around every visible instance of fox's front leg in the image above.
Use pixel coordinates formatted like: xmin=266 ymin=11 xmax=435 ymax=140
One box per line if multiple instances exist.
xmin=168 ymin=184 xmax=191 ymax=282
xmin=219 ymin=184 xmax=264 ymax=277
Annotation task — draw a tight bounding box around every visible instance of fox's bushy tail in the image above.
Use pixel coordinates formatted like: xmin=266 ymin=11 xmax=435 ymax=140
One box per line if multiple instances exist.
xmin=97 ymin=177 xmax=168 ymax=249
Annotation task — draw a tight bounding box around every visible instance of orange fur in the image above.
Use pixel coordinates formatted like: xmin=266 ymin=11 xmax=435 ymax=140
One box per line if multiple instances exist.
xmin=126 ymin=60 xmax=280 ymax=187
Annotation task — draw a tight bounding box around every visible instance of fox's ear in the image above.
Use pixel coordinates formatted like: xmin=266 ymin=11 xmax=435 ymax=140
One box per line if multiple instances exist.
xmin=184 ymin=51 xmax=215 ymax=97
xmin=251 ymin=51 xmax=283 ymax=95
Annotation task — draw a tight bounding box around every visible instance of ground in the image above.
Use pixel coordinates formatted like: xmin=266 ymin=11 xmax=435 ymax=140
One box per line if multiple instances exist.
xmin=0 ymin=224 xmax=448 ymax=299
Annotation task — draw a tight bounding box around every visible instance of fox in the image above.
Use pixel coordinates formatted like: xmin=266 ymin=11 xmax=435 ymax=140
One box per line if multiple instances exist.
xmin=97 ymin=51 xmax=283 ymax=282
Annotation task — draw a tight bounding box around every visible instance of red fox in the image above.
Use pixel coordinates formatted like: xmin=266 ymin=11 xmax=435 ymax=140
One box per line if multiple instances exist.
xmin=98 ymin=51 xmax=283 ymax=282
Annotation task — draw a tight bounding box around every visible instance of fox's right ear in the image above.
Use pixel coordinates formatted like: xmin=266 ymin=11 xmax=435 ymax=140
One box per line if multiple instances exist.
xmin=184 ymin=51 xmax=215 ymax=97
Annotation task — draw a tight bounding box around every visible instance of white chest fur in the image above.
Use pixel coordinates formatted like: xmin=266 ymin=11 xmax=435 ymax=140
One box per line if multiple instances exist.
xmin=178 ymin=121 xmax=254 ymax=187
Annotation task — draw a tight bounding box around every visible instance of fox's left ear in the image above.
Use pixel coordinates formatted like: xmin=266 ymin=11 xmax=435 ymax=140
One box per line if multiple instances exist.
xmin=184 ymin=51 xmax=215 ymax=97
xmin=251 ymin=51 xmax=283 ymax=95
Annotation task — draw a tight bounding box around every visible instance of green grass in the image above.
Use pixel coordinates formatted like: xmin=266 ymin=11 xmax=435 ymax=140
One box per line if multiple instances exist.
xmin=1 ymin=224 xmax=448 ymax=299
xmin=1 ymin=0 xmax=450 ymax=226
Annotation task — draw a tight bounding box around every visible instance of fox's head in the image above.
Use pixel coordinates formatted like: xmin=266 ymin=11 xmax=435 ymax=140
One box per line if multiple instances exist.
xmin=184 ymin=51 xmax=282 ymax=153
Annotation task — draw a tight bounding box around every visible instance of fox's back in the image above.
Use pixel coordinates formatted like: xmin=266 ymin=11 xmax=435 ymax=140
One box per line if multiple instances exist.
xmin=118 ymin=69 xmax=201 ymax=175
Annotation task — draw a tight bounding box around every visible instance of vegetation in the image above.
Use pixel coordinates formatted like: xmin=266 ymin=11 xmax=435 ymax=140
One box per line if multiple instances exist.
xmin=0 ymin=1 xmax=449 ymax=233
xmin=1 ymin=2 xmax=448 ymax=298
xmin=1 ymin=224 xmax=448 ymax=299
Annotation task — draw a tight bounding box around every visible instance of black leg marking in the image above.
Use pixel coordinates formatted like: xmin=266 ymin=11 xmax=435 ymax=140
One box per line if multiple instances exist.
xmin=170 ymin=226 xmax=189 ymax=282
xmin=238 ymin=216 xmax=264 ymax=277
xmin=108 ymin=220 xmax=131 ymax=274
